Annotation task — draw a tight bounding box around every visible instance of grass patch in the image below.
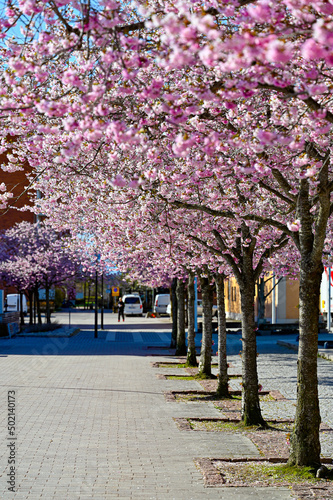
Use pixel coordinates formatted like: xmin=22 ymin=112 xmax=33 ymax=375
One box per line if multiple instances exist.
xmin=191 ymin=419 xmax=259 ymax=432
xmin=213 ymin=461 xmax=326 ymax=485
xmin=268 ymin=421 xmax=294 ymax=431
xmin=259 ymin=393 xmax=276 ymax=402
xmin=158 ymin=363 xmax=188 ymax=368
xmin=187 ymin=419 xmax=195 ymax=430
xmin=266 ymin=464 xmax=317 ymax=481
xmin=175 ymin=392 xmax=217 ymax=402
xmin=189 ymin=419 xmax=294 ymax=432
xmin=192 ymin=420 xmax=242 ymax=432
xmin=158 ymin=362 xmax=218 ymax=369
xmin=175 ymin=391 xmax=241 ymax=402
xmin=166 ymin=373 xmax=217 ymax=381
xmin=242 ymin=463 xmax=319 ymax=483
xmin=166 ymin=375 xmax=195 ymax=380
xmin=194 ymin=373 xmax=217 ymax=380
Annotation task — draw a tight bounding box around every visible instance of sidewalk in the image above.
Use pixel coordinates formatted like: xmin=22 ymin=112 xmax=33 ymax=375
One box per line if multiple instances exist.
xmin=0 ymin=330 xmax=318 ymax=499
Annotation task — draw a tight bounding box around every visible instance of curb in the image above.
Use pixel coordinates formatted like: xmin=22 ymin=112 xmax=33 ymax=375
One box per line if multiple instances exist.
xmin=277 ymin=340 xmax=333 ymax=361
xmin=18 ymin=327 xmax=80 ymax=338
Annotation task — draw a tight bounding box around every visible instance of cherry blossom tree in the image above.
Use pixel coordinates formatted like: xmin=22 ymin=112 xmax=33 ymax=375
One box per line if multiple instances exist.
xmin=1 ymin=0 xmax=333 ymax=469
xmin=0 ymin=221 xmax=86 ymax=323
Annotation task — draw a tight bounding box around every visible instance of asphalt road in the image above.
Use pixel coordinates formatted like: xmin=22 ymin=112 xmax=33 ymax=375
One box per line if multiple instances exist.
xmin=48 ymin=310 xmax=295 ymax=356
xmin=52 ymin=309 xmax=173 ymax=330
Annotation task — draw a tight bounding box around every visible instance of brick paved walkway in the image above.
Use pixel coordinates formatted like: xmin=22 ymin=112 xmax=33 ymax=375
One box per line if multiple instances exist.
xmin=0 ymin=331 xmax=294 ymax=499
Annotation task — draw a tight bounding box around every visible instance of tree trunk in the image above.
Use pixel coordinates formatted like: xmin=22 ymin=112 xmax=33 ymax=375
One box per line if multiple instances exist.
xmin=35 ymin=288 xmax=42 ymax=325
xmin=45 ymin=282 xmax=51 ymax=324
xmin=288 ymin=175 xmax=330 ymax=467
xmin=198 ymin=276 xmax=213 ymax=377
xmin=288 ymin=262 xmax=322 ymax=467
xmin=187 ymin=273 xmax=197 ymax=366
xmin=88 ymin=282 xmax=91 ymax=310
xmin=170 ymin=278 xmax=177 ymax=348
xmin=215 ymin=273 xmax=230 ymax=398
xmin=176 ymin=279 xmax=186 ymax=356
xmin=257 ymin=278 xmax=265 ymax=326
xmin=19 ymin=291 xmax=25 ymax=329
xmin=28 ymin=290 xmax=33 ymax=325
xmin=239 ymin=271 xmax=265 ymax=426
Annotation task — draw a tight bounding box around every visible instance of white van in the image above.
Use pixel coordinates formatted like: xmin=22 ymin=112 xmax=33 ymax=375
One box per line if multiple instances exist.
xmin=154 ymin=294 xmax=170 ymax=314
xmin=123 ymin=294 xmax=143 ymax=316
xmin=6 ymin=294 xmax=27 ymax=313
xmin=197 ymin=299 xmax=218 ymax=317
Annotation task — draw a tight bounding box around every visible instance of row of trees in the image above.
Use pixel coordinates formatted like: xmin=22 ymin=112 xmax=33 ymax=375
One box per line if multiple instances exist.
xmin=0 ymin=0 xmax=332 ymax=469
xmin=0 ymin=221 xmax=106 ymax=324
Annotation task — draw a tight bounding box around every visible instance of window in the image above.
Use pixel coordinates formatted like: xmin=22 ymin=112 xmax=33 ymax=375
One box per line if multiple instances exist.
xmin=124 ymin=297 xmax=140 ymax=304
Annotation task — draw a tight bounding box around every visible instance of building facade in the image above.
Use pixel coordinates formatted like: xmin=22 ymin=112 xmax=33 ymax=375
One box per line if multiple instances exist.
xmin=224 ymin=274 xmax=300 ymax=323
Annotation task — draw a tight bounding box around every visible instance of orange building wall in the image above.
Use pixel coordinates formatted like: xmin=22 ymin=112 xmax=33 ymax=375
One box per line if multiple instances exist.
xmin=224 ymin=276 xmax=242 ymax=320
xmin=225 ymin=273 xmax=300 ymax=323
xmin=286 ymin=278 xmax=299 ymax=320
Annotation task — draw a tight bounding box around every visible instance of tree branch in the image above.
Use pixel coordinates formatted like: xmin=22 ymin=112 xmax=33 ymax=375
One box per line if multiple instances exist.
xmin=271 ymin=168 xmax=294 ymax=199
xmin=257 ymin=84 xmax=333 ymax=124
xmin=212 ymin=229 xmax=242 ymax=282
xmin=254 ymin=235 xmax=290 ymax=281
xmin=259 ymin=180 xmax=295 ymax=206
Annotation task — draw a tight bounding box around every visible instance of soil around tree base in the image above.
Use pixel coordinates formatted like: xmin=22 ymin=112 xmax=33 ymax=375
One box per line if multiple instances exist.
xmin=194 ymin=457 xmax=333 ymax=498
xmin=174 ymin=417 xmax=331 ymax=462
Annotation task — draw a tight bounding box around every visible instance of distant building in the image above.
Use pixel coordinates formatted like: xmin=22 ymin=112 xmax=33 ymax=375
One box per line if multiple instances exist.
xmin=0 ymin=146 xmax=34 ymax=230
xmin=224 ymin=274 xmax=299 ymax=324
xmin=0 ymin=146 xmax=34 ymax=295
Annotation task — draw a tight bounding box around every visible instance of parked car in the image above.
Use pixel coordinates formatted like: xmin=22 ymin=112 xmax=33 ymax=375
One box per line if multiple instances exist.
xmin=197 ymin=300 xmax=218 ymax=317
xmin=166 ymin=300 xmax=217 ymax=317
xmin=153 ymin=294 xmax=170 ymax=314
xmin=123 ymin=294 xmax=143 ymax=316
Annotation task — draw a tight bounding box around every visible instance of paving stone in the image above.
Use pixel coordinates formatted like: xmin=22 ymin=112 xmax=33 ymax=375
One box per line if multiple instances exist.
xmin=0 ymin=331 xmax=298 ymax=499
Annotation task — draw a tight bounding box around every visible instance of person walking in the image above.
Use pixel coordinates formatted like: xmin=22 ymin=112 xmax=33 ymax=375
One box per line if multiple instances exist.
xmin=118 ymin=297 xmax=125 ymax=322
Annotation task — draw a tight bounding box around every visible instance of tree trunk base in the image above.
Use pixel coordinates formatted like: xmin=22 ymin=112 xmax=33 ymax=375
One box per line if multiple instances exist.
xmin=288 ymin=434 xmax=321 ymax=468
xmin=216 ymin=381 xmax=231 ymax=399
xmin=287 ymin=457 xmax=322 ymax=469
xmin=242 ymin=408 xmax=267 ymax=428
xmin=176 ymin=346 xmax=187 ymax=356
xmin=186 ymin=350 xmax=198 ymax=367
xmin=197 ymin=370 xmax=213 ymax=379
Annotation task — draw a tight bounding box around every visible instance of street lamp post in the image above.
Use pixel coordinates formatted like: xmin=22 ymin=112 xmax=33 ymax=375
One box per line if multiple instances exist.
xmin=101 ymin=274 xmax=104 ymax=330
xmin=272 ymin=274 xmax=276 ymax=324
xmin=328 ymin=267 xmax=331 ymax=332
xmin=194 ymin=277 xmax=198 ymax=333
xmin=94 ymin=270 xmax=98 ymax=338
